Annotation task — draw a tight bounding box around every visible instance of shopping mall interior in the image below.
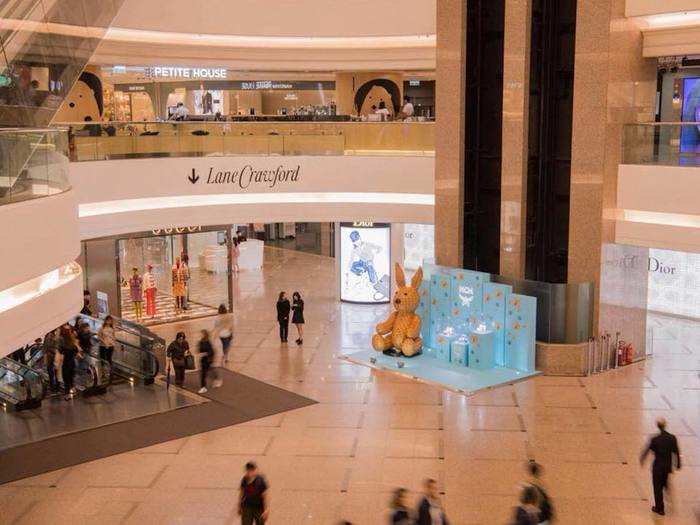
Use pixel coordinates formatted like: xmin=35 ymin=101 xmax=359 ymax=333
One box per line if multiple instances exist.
xmin=1 ymin=1 xmax=700 ymax=523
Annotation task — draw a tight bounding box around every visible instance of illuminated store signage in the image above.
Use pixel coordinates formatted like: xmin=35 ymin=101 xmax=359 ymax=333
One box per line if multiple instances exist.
xmin=340 ymin=222 xmax=391 ymax=304
xmin=147 ymin=67 xmax=227 ymax=79
xmin=241 ymin=81 xmax=294 ymax=90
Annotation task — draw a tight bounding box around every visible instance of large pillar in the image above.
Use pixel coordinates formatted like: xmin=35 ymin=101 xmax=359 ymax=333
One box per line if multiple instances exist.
xmin=568 ymin=0 xmax=656 ymax=348
xmin=499 ymin=0 xmax=532 ymax=278
xmin=434 ymin=0 xmax=467 ymax=267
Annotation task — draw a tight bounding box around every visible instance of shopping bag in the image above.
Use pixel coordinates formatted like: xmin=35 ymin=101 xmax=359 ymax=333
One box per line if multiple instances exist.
xmin=184 ymin=353 xmax=195 ymax=370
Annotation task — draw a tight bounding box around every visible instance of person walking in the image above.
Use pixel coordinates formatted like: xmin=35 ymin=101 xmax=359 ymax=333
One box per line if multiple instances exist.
xmin=239 ymin=461 xmax=269 ymax=525
xmin=197 ymin=329 xmax=214 ymax=394
xmin=214 ymin=304 xmax=234 ymax=364
xmin=166 ymin=332 xmax=189 ymax=387
xmin=276 ymin=292 xmax=291 ymax=343
xmin=416 ymin=478 xmax=449 ymax=525
xmin=524 ymin=462 xmax=553 ymax=524
xmin=511 ymin=486 xmax=541 ymax=525
xmin=291 ymin=291 xmax=305 ymax=345
xmin=59 ymin=325 xmax=80 ymax=400
xmin=390 ymin=487 xmax=412 ymax=524
xmin=640 ymin=417 xmax=682 ymax=516
xmin=97 ymin=315 xmax=116 ymax=367
xmin=43 ymin=328 xmax=60 ymax=391
xmin=231 ymin=238 xmax=241 ymax=274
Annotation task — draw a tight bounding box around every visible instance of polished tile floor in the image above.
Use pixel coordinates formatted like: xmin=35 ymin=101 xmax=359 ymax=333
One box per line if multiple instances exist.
xmin=2 ymin=248 xmax=699 ymax=524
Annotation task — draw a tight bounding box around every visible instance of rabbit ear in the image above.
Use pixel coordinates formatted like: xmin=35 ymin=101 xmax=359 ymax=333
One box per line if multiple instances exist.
xmin=395 ymin=263 xmax=406 ymax=287
xmin=410 ymin=266 xmax=423 ymax=289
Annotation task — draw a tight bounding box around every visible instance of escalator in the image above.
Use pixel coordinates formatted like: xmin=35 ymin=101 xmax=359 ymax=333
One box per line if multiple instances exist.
xmin=77 ymin=314 xmax=161 ymax=385
xmin=24 ymin=342 xmax=110 ymax=397
xmin=0 ymin=356 xmax=44 ymax=410
xmin=0 ymin=0 xmax=126 ymax=127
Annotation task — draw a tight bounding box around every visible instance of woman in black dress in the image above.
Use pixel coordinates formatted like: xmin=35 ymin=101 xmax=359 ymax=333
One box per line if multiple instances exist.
xmin=291 ymin=291 xmax=305 ymax=345
xmin=276 ymin=291 xmax=291 ymax=343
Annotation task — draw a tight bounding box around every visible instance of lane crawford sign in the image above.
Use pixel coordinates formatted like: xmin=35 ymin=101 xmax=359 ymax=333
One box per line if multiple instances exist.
xmin=187 ymin=163 xmax=301 ymax=190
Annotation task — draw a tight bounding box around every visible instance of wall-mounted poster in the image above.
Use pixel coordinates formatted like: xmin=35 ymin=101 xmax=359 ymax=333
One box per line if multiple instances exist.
xmin=340 ymin=222 xmax=391 ymax=303
xmin=403 ymin=223 xmax=435 ymax=271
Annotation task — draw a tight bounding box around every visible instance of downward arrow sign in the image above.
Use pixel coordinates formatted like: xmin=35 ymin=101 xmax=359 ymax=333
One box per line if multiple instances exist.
xmin=188 ymin=168 xmax=200 ymax=184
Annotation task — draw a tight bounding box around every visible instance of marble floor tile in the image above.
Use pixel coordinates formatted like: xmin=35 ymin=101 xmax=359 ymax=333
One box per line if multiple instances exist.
xmin=5 ymin=248 xmax=700 ymax=524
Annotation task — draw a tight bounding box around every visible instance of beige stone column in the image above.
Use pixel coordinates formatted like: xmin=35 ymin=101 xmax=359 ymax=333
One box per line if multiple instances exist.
xmin=434 ymin=0 xmax=467 ymax=267
xmin=568 ymin=0 xmax=656 ymax=345
xmin=499 ymin=0 xmax=532 ymax=278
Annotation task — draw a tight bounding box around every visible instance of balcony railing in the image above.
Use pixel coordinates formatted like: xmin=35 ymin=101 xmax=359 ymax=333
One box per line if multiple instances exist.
xmin=66 ymin=121 xmax=435 ymax=161
xmin=623 ymin=123 xmax=700 ymax=166
xmin=0 ymin=128 xmax=70 ymax=205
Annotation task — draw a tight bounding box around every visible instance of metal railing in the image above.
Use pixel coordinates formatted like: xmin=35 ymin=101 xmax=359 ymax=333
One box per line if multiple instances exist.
xmin=623 ymin=122 xmax=700 ymax=166
xmin=64 ymin=120 xmax=435 ymax=161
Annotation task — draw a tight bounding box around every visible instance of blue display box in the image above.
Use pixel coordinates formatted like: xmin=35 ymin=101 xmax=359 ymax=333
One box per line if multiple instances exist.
xmin=450 ymin=339 xmax=469 ymax=366
xmin=468 ymin=331 xmax=495 ymax=370
xmin=482 ymin=282 xmax=512 ymax=367
xmin=434 ymin=334 xmax=452 ymax=362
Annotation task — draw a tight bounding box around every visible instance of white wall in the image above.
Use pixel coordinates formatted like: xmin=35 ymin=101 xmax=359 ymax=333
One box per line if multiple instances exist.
xmin=616 ymin=164 xmax=700 ymax=253
xmin=0 ymin=190 xmax=81 ymax=291
xmin=626 ymin=0 xmax=700 ymax=17
xmin=0 ymin=264 xmax=83 ymax=356
xmin=648 ymin=248 xmax=700 ymax=319
xmin=70 ymin=156 xmax=435 ymax=239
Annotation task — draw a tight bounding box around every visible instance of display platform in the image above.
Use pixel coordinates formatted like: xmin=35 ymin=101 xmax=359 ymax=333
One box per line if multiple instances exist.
xmin=343 ymin=350 xmax=540 ymax=395
xmin=357 ymin=261 xmax=540 ymax=394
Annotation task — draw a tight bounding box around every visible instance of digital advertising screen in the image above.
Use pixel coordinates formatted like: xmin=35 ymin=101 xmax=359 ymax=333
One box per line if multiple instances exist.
xmin=340 ymin=222 xmax=391 ymax=303
xmin=680 ymin=77 xmax=700 ymax=154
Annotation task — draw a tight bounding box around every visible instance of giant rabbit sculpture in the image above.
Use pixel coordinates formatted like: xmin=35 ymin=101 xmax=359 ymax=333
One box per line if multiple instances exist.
xmin=372 ymin=263 xmax=423 ymax=357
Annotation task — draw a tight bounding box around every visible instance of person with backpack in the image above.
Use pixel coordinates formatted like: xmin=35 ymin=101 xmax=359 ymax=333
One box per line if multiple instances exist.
xmin=511 ymin=485 xmax=541 ymax=525
xmin=525 ymin=461 xmax=554 ymax=524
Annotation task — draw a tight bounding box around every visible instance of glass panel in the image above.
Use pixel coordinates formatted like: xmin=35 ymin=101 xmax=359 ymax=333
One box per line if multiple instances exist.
xmin=65 ymin=121 xmax=435 ymax=161
xmin=0 ymin=357 xmax=44 ymax=404
xmin=623 ymin=123 xmax=700 ymax=166
xmin=118 ymin=231 xmax=229 ymax=326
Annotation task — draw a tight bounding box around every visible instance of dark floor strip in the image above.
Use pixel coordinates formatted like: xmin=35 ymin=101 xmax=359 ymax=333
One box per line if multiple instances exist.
xmin=0 ymin=370 xmax=316 ymax=485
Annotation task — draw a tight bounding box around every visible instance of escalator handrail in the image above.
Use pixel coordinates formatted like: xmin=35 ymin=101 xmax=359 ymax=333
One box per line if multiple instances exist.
xmin=78 ymin=316 xmax=160 ymax=380
xmin=77 ymin=313 xmax=164 ymax=349
xmin=0 ymin=357 xmax=44 ymax=403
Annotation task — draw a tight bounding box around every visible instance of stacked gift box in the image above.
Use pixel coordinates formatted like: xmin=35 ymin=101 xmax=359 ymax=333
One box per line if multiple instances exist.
xmin=418 ymin=264 xmax=536 ymax=374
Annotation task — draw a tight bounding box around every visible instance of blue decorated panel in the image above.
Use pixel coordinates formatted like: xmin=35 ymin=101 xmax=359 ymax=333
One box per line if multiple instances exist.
xmin=416 ymin=280 xmax=431 ymax=342
xmin=450 ymin=269 xmax=488 ymax=322
xmin=482 ymin=282 xmax=512 ymax=367
xmin=505 ymin=294 xmax=537 ymax=372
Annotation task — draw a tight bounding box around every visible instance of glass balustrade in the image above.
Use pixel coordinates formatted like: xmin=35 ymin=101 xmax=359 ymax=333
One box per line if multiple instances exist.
xmin=64 ymin=121 xmax=435 ymax=161
xmin=0 ymin=356 xmax=44 ymax=409
xmin=623 ymin=123 xmax=700 ymax=167
xmin=77 ymin=313 xmax=161 ymax=383
xmin=0 ymin=127 xmax=69 ymax=204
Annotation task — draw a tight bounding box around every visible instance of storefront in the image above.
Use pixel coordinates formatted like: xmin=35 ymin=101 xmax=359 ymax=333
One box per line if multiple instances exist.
xmin=105 ymin=69 xmax=337 ymax=120
xmin=80 ymin=222 xmax=338 ymax=325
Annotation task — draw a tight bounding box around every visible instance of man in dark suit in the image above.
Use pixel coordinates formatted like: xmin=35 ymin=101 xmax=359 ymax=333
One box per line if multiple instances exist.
xmin=640 ymin=418 xmax=681 ymax=516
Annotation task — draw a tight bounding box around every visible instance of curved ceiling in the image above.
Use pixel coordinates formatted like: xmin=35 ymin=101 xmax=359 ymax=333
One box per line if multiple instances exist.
xmin=92 ymin=0 xmax=436 ymax=71
xmin=110 ymin=0 xmax=436 ymax=38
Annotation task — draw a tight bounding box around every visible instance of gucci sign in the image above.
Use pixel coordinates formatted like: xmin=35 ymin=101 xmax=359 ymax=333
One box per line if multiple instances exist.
xmin=152 ymin=226 xmax=202 ymax=235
